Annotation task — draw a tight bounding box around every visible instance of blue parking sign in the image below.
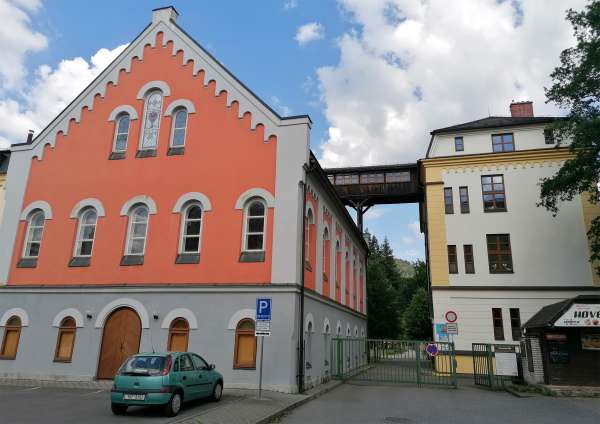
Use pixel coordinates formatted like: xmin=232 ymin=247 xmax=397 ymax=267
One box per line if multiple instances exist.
xmin=256 ymin=298 xmax=272 ymax=321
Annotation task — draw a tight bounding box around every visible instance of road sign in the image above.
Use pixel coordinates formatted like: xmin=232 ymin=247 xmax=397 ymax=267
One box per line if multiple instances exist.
xmin=446 ymin=323 xmax=458 ymax=335
xmin=435 ymin=323 xmax=449 ymax=342
xmin=425 ymin=343 xmax=439 ymax=357
xmin=445 ymin=310 xmax=458 ymax=323
xmin=256 ymin=298 xmax=272 ymax=321
xmin=255 ymin=320 xmax=271 ymax=337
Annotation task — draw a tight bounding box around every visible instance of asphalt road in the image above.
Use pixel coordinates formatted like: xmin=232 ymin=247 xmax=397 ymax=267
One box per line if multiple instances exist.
xmin=278 ymin=382 xmax=600 ymax=424
xmin=0 ymin=385 xmax=238 ymax=424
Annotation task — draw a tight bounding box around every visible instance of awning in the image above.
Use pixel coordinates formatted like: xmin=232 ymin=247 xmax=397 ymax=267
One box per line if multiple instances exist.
xmin=523 ymin=295 xmax=600 ymax=330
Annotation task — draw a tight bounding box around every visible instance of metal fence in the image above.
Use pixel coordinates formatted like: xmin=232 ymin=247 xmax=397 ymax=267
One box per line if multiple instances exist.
xmin=331 ymin=338 xmax=457 ymax=387
xmin=472 ymin=343 xmax=523 ymax=389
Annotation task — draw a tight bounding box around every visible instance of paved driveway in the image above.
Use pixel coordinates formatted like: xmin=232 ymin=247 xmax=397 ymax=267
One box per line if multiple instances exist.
xmin=278 ymin=382 xmax=600 ymax=424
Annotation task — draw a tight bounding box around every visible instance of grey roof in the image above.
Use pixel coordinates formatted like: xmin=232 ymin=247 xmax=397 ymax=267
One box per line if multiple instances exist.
xmin=523 ymin=295 xmax=600 ymax=329
xmin=430 ymin=116 xmax=559 ymax=135
xmin=0 ymin=150 xmax=10 ymax=174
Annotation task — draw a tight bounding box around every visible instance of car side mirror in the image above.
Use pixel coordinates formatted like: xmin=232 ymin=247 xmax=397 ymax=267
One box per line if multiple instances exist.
xmin=209 ymin=364 xmax=215 ymax=370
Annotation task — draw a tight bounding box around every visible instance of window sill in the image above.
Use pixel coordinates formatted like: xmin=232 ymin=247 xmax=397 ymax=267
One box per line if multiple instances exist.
xmin=136 ymin=149 xmax=157 ymax=158
xmin=120 ymin=255 xmax=144 ymax=266
xmin=108 ymin=151 xmax=126 ymax=160
xmin=69 ymin=257 xmax=90 ymax=267
xmin=489 ymin=271 xmax=514 ymax=274
xmin=53 ymin=359 xmax=72 ymax=363
xmin=239 ymin=251 xmax=265 ymax=263
xmin=167 ymin=146 xmax=185 ymax=156
xmin=483 ymin=208 xmax=508 ymax=213
xmin=0 ymin=356 xmax=16 ymax=360
xmin=175 ymin=253 xmax=200 ymax=264
xmin=17 ymin=258 xmax=37 ymax=268
xmin=233 ymin=365 xmax=256 ymax=370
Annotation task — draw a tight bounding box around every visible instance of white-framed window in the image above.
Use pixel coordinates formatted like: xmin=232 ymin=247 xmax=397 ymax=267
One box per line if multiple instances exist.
xmin=140 ymin=91 xmax=163 ymax=150
xmin=243 ymin=199 xmax=266 ymax=252
xmin=113 ymin=114 xmax=130 ymax=152
xmin=125 ymin=205 xmax=149 ymax=255
xmin=23 ymin=210 xmax=45 ymax=258
xmin=179 ymin=203 xmax=202 ymax=254
xmin=74 ymin=208 xmax=98 ymax=257
xmin=170 ymin=108 xmax=188 ymax=147
xmin=304 ymin=208 xmax=313 ymax=263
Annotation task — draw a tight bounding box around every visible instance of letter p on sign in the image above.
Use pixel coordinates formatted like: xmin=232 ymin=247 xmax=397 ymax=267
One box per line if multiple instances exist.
xmin=256 ymin=298 xmax=272 ymax=321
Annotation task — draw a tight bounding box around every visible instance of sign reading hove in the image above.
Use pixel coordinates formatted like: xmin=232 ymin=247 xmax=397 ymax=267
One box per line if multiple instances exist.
xmin=555 ymin=303 xmax=600 ymax=327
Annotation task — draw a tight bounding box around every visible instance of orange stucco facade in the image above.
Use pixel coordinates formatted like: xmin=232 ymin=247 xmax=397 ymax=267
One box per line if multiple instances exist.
xmin=9 ymin=33 xmax=275 ymax=285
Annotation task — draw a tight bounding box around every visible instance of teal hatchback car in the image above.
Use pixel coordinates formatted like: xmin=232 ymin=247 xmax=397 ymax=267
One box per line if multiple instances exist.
xmin=110 ymin=352 xmax=223 ymax=417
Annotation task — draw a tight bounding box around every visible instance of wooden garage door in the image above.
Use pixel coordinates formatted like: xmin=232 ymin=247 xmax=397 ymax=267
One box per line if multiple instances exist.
xmin=97 ymin=308 xmax=141 ymax=379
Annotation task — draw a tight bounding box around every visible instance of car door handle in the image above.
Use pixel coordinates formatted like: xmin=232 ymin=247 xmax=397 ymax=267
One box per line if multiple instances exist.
xmin=182 ymin=376 xmax=187 ymax=381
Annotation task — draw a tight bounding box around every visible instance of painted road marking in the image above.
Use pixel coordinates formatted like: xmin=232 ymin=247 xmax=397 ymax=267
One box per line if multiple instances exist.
xmin=81 ymin=389 xmax=106 ymax=396
xmin=18 ymin=386 xmax=41 ymax=391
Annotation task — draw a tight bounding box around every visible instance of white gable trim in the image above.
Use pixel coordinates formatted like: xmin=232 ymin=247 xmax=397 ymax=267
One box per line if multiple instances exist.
xmin=164 ymin=99 xmax=196 ymax=116
xmin=20 ymin=201 xmax=52 ymax=220
xmin=108 ymin=105 xmax=138 ymax=121
xmin=120 ymin=195 xmax=158 ymax=215
xmin=136 ymin=80 xmax=171 ymax=99
xmin=70 ymin=198 xmax=106 ymax=218
xmin=172 ymin=192 xmax=212 ymax=213
xmin=234 ymin=188 xmax=275 ymax=209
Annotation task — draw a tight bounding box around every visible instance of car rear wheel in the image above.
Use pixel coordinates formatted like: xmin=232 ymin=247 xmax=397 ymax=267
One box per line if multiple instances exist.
xmin=111 ymin=403 xmax=128 ymax=415
xmin=164 ymin=392 xmax=182 ymax=417
xmin=211 ymin=382 xmax=223 ymax=402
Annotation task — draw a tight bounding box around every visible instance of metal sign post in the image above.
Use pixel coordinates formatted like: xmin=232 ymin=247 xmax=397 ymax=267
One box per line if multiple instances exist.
xmin=255 ymin=298 xmax=272 ymax=400
xmin=258 ymin=336 xmax=265 ymax=399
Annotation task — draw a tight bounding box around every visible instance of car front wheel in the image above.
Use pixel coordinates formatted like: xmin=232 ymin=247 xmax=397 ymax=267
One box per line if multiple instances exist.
xmin=164 ymin=392 xmax=183 ymax=417
xmin=111 ymin=403 xmax=128 ymax=415
xmin=211 ymin=382 xmax=223 ymax=402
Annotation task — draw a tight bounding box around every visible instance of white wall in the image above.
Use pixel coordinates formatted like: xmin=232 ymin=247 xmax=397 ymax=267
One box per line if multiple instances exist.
xmin=0 ymin=177 xmax=5 ymax=226
xmin=443 ymin=162 xmax=593 ymax=287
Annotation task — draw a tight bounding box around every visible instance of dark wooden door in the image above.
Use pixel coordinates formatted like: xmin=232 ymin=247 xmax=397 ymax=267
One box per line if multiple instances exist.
xmin=97 ymin=308 xmax=141 ymax=379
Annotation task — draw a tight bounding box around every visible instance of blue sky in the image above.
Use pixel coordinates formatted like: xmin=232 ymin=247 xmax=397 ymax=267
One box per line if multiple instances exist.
xmin=0 ymin=0 xmax=584 ymax=261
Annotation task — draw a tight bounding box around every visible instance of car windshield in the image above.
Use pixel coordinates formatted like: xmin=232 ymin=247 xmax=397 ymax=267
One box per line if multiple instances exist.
xmin=119 ymin=355 xmax=166 ymax=376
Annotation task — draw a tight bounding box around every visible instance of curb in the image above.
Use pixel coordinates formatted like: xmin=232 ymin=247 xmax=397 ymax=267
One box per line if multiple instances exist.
xmin=256 ymin=380 xmax=343 ymax=424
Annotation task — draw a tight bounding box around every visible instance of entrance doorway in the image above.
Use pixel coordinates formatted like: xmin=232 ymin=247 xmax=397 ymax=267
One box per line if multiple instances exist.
xmin=97 ymin=307 xmax=141 ymax=379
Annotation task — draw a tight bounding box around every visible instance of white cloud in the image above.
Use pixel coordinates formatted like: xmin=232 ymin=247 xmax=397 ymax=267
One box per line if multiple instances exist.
xmin=408 ymin=220 xmax=423 ymax=240
xmin=317 ymin=0 xmax=586 ymax=167
xmin=295 ymin=22 xmax=325 ymax=45
xmin=0 ymin=43 xmax=128 ymax=148
xmin=364 ymin=207 xmax=384 ymax=221
xmin=283 ymin=0 xmax=298 ymax=10
xmin=270 ymin=95 xmax=294 ymax=116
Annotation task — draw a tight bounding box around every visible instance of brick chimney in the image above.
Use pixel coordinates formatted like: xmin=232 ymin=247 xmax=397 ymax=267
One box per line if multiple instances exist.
xmin=26 ymin=130 xmax=34 ymax=143
xmin=509 ymin=101 xmax=534 ymax=117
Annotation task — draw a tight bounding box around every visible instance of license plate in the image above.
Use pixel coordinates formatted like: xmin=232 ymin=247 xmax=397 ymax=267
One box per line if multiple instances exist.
xmin=123 ymin=394 xmax=146 ymax=401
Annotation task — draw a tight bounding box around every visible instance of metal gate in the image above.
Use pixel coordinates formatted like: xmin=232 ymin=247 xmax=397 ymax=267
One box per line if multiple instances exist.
xmin=472 ymin=343 xmax=522 ymax=389
xmin=331 ymin=338 xmax=457 ymax=387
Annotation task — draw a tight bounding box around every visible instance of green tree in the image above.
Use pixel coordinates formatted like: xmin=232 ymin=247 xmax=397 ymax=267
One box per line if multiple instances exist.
xmin=401 ymin=288 xmax=432 ymax=340
xmin=540 ymin=1 xmax=600 ymax=274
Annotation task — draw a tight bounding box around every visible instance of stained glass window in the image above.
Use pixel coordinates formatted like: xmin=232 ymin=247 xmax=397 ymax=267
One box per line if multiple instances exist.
xmin=141 ymin=92 xmax=163 ymax=149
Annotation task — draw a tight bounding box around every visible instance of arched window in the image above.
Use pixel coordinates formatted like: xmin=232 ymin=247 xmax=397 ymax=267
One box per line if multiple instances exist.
xmin=304 ymin=208 xmax=314 ymax=267
xmin=322 ymin=227 xmax=330 ymax=286
xmin=233 ymin=319 xmax=256 ymax=369
xmin=168 ymin=318 xmax=189 ymax=352
xmin=335 ymin=240 xmax=341 ymax=298
xmin=140 ymin=91 xmax=163 ymax=150
xmin=0 ymin=316 xmax=22 ymax=359
xmin=113 ymin=114 xmax=130 ymax=152
xmin=170 ymin=109 xmax=188 ymax=148
xmin=125 ymin=205 xmax=149 ymax=256
xmin=179 ymin=203 xmax=202 ymax=255
xmin=23 ymin=210 xmax=45 ymax=259
xmin=324 ymin=323 xmax=331 ymax=367
xmin=305 ymin=321 xmax=313 ymax=370
xmin=74 ymin=208 xmax=98 ymax=258
xmin=243 ymin=200 xmax=266 ymax=252
xmin=54 ymin=317 xmax=76 ymax=362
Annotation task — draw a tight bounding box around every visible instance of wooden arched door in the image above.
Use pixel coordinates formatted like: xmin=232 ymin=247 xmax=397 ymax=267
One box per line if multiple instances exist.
xmin=97 ymin=308 xmax=141 ymax=379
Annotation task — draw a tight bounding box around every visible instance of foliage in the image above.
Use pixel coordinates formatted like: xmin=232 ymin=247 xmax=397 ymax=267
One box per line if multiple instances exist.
xmin=401 ymin=288 xmax=432 ymax=340
xmin=540 ymin=1 xmax=600 ymax=274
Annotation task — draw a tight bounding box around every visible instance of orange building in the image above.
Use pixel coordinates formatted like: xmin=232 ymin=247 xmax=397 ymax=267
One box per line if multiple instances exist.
xmin=0 ymin=7 xmax=367 ymax=393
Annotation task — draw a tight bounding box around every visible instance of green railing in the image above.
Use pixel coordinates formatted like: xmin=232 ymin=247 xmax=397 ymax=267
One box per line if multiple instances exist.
xmin=331 ymin=338 xmax=456 ymax=387
xmin=472 ymin=343 xmax=522 ymax=389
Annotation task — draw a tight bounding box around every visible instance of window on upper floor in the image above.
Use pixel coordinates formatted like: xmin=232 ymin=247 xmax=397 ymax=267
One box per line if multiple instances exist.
xmin=113 ymin=114 xmax=130 ymax=153
xmin=73 ymin=208 xmax=98 ymax=258
xmin=454 ymin=136 xmax=464 ymax=152
xmin=459 ymin=186 xmax=470 ymax=214
xmin=444 ymin=187 xmax=454 ymax=214
xmin=304 ymin=208 xmax=314 ymax=268
xmin=140 ymin=91 xmax=163 ymax=152
xmin=481 ymin=175 xmax=507 ymax=212
xmin=323 ymin=227 xmax=330 ymax=282
xmin=170 ymin=108 xmax=188 ymax=148
xmin=334 ymin=174 xmax=359 ymax=185
xmin=447 ymin=245 xmax=458 ymax=274
xmin=544 ymin=128 xmax=555 ymax=145
xmin=125 ymin=205 xmax=149 ymax=256
xmin=464 ymin=244 xmax=475 ymax=274
xmin=179 ymin=203 xmax=202 ymax=255
xmin=487 ymin=234 xmax=513 ymax=274
xmin=335 ymin=240 xmax=341 ymax=288
xmin=510 ymin=308 xmax=522 ymax=341
xmin=23 ymin=210 xmax=45 ymax=259
xmin=360 ymin=173 xmax=384 ymax=184
xmin=491 ymin=133 xmax=514 ymax=153
xmin=385 ymin=171 xmax=411 ymax=183
xmin=243 ymin=200 xmax=266 ymax=252
xmin=492 ymin=308 xmax=505 ymax=341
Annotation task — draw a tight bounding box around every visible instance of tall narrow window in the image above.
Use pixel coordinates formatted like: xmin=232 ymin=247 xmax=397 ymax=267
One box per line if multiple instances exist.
xmin=464 ymin=244 xmax=475 ymax=274
xmin=487 ymin=234 xmax=513 ymax=273
xmin=23 ymin=210 xmax=45 ymax=259
xmin=459 ymin=186 xmax=470 ymax=214
xmin=491 ymin=133 xmax=514 ymax=152
xmin=168 ymin=318 xmax=189 ymax=352
xmin=243 ymin=200 xmax=266 ymax=252
xmin=304 ymin=208 xmax=314 ymax=268
xmin=54 ymin=317 xmax=76 ymax=362
xmin=335 ymin=240 xmax=341 ymax=298
xmin=140 ymin=91 xmax=163 ymax=151
xmin=170 ymin=109 xmax=188 ymax=148
xmin=125 ymin=205 xmax=149 ymax=256
xmin=113 ymin=114 xmax=130 ymax=152
xmin=323 ymin=228 xmax=330 ymax=285
xmin=544 ymin=128 xmax=555 ymax=145
xmin=444 ymin=187 xmax=454 ymax=214
xmin=492 ymin=308 xmax=504 ymax=341
xmin=447 ymin=245 xmax=458 ymax=274
xmin=481 ymin=175 xmax=507 ymax=212
xmin=0 ymin=316 xmax=22 ymax=360
xmin=234 ymin=319 xmax=256 ymax=369
xmin=74 ymin=208 xmax=98 ymax=258
xmin=179 ymin=204 xmax=202 ymax=255
xmin=454 ymin=136 xmax=464 ymax=152
xmin=510 ymin=308 xmax=522 ymax=341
